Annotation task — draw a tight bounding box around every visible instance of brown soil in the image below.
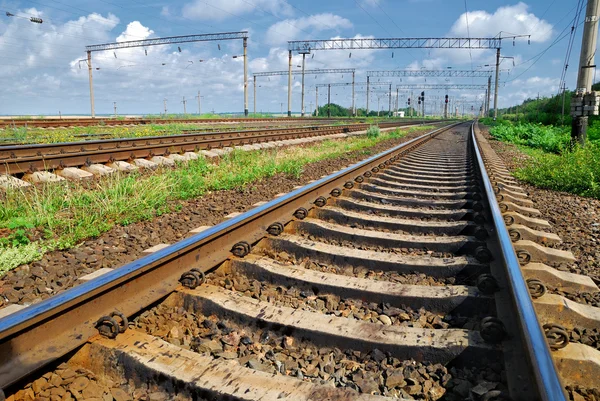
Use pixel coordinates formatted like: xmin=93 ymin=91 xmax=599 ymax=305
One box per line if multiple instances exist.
xmin=0 ymin=131 xmax=425 ymax=309
xmin=480 ymin=126 xmax=600 ymax=284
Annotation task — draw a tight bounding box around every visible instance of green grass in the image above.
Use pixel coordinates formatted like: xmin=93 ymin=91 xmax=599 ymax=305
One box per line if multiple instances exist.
xmin=0 ymin=126 xmax=430 ymax=275
xmin=489 ymin=122 xmax=569 ymax=153
xmin=514 ymin=144 xmax=600 ymax=199
xmin=483 ymin=120 xmax=600 ymax=200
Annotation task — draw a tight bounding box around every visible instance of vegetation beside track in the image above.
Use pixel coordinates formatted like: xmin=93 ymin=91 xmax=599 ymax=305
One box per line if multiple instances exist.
xmin=0 ymin=126 xmax=434 ymax=275
xmin=0 ymin=118 xmax=411 ymax=145
xmin=482 ymin=117 xmax=600 ymax=199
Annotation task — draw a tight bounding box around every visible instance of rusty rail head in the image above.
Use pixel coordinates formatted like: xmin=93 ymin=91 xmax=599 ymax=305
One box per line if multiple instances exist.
xmin=0 ymin=122 xmax=460 ymax=388
xmin=470 ymin=122 xmax=566 ymax=401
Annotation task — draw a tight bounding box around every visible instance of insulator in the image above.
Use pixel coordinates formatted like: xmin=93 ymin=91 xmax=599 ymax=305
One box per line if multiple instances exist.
xmin=30 ymin=17 xmax=43 ymax=23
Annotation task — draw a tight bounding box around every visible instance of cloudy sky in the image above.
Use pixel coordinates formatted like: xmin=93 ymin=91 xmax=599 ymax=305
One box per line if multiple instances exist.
xmin=0 ymin=0 xmax=589 ymax=115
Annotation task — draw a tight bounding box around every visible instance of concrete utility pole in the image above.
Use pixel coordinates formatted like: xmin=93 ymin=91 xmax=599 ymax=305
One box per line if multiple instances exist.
xmin=486 ymin=76 xmax=492 ymax=116
xmin=196 ymin=91 xmax=202 ymax=115
xmin=493 ymin=48 xmax=500 ymax=120
xmin=396 ymin=88 xmax=399 ymax=115
xmin=163 ymin=98 xmax=168 ymax=115
xmin=243 ymin=37 xmax=248 ymax=117
xmin=287 ymin=51 xmax=292 ymax=117
xmin=301 ymin=53 xmax=306 ymax=117
xmin=351 ymin=71 xmax=356 ymax=117
xmin=388 ymin=84 xmax=392 ymax=117
xmin=366 ymin=76 xmax=370 ymax=115
xmin=253 ymin=76 xmax=257 ymax=115
xmin=571 ymin=0 xmax=600 ymax=144
xmin=410 ymin=91 xmax=413 ymax=118
xmin=113 ymin=102 xmax=117 ymax=117
xmin=182 ymin=96 xmax=187 ymax=114
xmin=327 ymin=84 xmax=331 ymax=118
xmin=315 ymin=87 xmax=319 ymax=117
xmin=87 ymin=51 xmax=95 ymax=118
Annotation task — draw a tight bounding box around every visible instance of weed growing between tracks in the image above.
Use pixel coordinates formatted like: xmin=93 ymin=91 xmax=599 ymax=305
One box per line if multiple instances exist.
xmin=0 ymin=126 xmax=433 ymax=275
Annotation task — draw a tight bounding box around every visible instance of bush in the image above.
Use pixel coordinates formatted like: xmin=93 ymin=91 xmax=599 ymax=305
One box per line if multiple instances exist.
xmin=366 ymin=125 xmax=380 ymax=138
xmin=489 ymin=122 xmax=569 ymax=153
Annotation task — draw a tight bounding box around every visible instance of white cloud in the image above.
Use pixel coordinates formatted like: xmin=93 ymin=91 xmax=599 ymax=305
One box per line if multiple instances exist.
xmin=265 ymin=13 xmax=353 ymax=46
xmin=182 ymin=0 xmax=293 ymax=21
xmin=450 ymin=2 xmax=553 ymax=43
xmin=116 ymin=21 xmax=154 ymax=42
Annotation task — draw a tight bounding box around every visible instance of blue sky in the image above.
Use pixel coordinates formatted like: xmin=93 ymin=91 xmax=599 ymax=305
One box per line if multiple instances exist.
xmin=0 ymin=0 xmax=590 ymax=115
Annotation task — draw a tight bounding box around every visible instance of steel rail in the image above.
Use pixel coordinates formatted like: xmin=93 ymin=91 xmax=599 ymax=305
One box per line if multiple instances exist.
xmin=0 ymin=122 xmax=432 ymax=175
xmin=0 ymin=117 xmax=360 ymax=129
xmin=0 ymin=122 xmax=459 ymax=388
xmin=470 ymin=122 xmax=566 ymax=401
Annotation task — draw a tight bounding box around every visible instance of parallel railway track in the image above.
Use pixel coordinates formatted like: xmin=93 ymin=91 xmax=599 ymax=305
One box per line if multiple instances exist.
xmin=0 ymin=117 xmax=361 ymax=129
xmin=0 ymin=121 xmax=434 ymax=176
xmin=1 ymin=122 xmax=598 ymax=400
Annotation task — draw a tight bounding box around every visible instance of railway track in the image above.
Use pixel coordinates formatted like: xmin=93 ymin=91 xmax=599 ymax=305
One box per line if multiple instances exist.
xmin=0 ymin=121 xmax=434 ymax=178
xmin=1 ymin=122 xmax=598 ymax=400
xmin=0 ymin=117 xmax=360 ymax=129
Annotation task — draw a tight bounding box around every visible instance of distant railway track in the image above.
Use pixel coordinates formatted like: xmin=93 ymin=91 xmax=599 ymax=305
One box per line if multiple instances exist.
xmin=0 ymin=117 xmax=361 ymax=129
xmin=0 ymin=121 xmax=435 ymax=176
xmin=1 ymin=122 xmax=596 ymax=400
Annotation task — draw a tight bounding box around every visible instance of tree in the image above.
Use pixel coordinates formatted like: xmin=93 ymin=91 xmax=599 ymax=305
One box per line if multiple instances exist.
xmin=313 ymin=103 xmax=351 ymax=117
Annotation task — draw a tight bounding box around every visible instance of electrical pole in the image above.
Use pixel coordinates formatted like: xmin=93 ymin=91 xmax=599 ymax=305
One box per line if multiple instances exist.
xmin=561 ymin=83 xmax=567 ymax=124
xmin=113 ymin=102 xmax=117 ymax=117
xmin=315 ymin=86 xmax=319 ymax=117
xmin=163 ymin=98 xmax=168 ymax=115
xmin=493 ymin=48 xmax=500 ymax=120
xmin=486 ymin=76 xmax=492 ymax=117
xmin=351 ymin=71 xmax=356 ymax=117
xmin=410 ymin=91 xmax=413 ymax=118
xmin=301 ymin=52 xmax=306 ymax=117
xmin=253 ymin=76 xmax=257 ymax=116
xmin=243 ymin=37 xmax=248 ymax=117
xmin=87 ymin=51 xmax=95 ymax=118
xmin=366 ymin=76 xmax=370 ymax=115
xmin=571 ymin=0 xmax=600 ymax=145
xmin=182 ymin=96 xmax=187 ymax=114
xmin=395 ymin=88 xmax=399 ymax=116
xmin=287 ymin=50 xmax=292 ymax=117
xmin=327 ymin=84 xmax=331 ymax=118
xmin=388 ymin=84 xmax=392 ymax=117
xmin=196 ymin=91 xmax=202 ymax=115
